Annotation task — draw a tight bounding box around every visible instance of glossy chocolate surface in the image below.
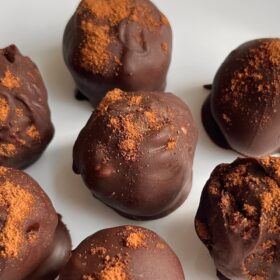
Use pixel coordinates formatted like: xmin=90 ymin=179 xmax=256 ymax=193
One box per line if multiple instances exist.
xmin=0 ymin=167 xmax=71 ymax=280
xmin=73 ymin=89 xmax=197 ymax=220
xmin=0 ymin=166 xmax=57 ymax=280
xmin=59 ymin=225 xmax=185 ymax=280
xmin=24 ymin=218 xmax=72 ymax=280
xmin=195 ymin=157 xmax=280 ymax=280
xmin=0 ymin=45 xmax=54 ymax=169
xmin=63 ymin=0 xmax=172 ymax=106
xmin=202 ymin=38 xmax=280 ymax=156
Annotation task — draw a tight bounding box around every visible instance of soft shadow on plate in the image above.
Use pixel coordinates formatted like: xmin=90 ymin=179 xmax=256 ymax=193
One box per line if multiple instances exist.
xmin=165 ymin=214 xmax=216 ymax=279
xmin=39 ymin=44 xmax=92 ymax=111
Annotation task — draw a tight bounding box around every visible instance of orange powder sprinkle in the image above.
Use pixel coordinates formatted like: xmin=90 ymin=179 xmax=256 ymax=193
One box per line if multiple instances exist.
xmin=156 ymin=242 xmax=165 ymax=249
xmin=0 ymin=182 xmax=34 ymax=258
xmin=0 ymin=70 xmax=20 ymax=89
xmin=98 ymin=259 xmax=128 ymax=280
xmin=91 ymin=246 xmax=107 ymax=256
xmin=79 ymin=0 xmax=166 ymax=74
xmin=98 ymin=90 xmax=168 ymax=161
xmin=99 ymin=89 xmax=123 ymax=113
xmin=26 ymin=125 xmax=40 ymax=140
xmin=167 ymin=139 xmax=176 ymax=150
xmin=83 ymin=276 xmax=94 ymax=280
xmin=0 ymin=97 xmax=9 ymax=123
xmin=144 ymin=111 xmax=157 ymax=124
xmin=82 ymin=0 xmax=131 ymax=26
xmin=125 ymin=232 xmax=147 ymax=249
xmin=0 ymin=144 xmax=16 ymax=157
xmin=128 ymin=95 xmax=142 ymax=106
xmin=119 ymin=139 xmax=137 ymax=156
xmin=15 ymin=107 xmax=24 ymax=117
xmin=80 ymin=21 xmax=112 ymax=75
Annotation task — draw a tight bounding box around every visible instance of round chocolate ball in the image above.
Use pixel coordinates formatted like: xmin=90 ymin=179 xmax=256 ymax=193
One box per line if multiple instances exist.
xmin=63 ymin=0 xmax=172 ymax=106
xmin=195 ymin=156 xmax=280 ymax=280
xmin=0 ymin=166 xmax=71 ymax=280
xmin=59 ymin=225 xmax=185 ymax=280
xmin=73 ymin=89 xmax=198 ymax=220
xmin=0 ymin=45 xmax=54 ymax=169
xmin=202 ymin=38 xmax=280 ymax=156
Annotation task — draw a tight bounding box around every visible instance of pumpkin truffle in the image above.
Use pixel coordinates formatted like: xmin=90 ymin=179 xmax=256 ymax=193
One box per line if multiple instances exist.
xmin=63 ymin=0 xmax=172 ymax=106
xmin=73 ymin=89 xmax=197 ymax=220
xmin=0 ymin=166 xmax=71 ymax=280
xmin=202 ymin=38 xmax=280 ymax=156
xmin=59 ymin=225 xmax=185 ymax=280
xmin=0 ymin=45 xmax=54 ymax=169
xmin=195 ymin=156 xmax=280 ymax=280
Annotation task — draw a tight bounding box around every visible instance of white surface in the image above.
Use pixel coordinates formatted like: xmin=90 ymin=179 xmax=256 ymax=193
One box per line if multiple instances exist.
xmin=0 ymin=1 xmax=280 ymax=279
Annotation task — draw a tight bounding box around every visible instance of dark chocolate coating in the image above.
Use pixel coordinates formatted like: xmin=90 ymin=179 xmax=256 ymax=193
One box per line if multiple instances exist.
xmin=59 ymin=225 xmax=185 ymax=280
xmin=202 ymin=38 xmax=280 ymax=156
xmin=73 ymin=90 xmax=197 ymax=220
xmin=0 ymin=45 xmax=54 ymax=169
xmin=195 ymin=157 xmax=280 ymax=280
xmin=63 ymin=0 xmax=172 ymax=106
xmin=24 ymin=218 xmax=72 ymax=280
xmin=0 ymin=166 xmax=58 ymax=280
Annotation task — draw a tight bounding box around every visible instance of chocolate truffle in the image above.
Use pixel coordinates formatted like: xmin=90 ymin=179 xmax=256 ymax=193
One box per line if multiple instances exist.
xmin=73 ymin=89 xmax=198 ymax=220
xmin=59 ymin=225 xmax=185 ymax=280
xmin=0 ymin=45 xmax=54 ymax=169
xmin=0 ymin=166 xmax=71 ymax=280
xmin=202 ymin=38 xmax=280 ymax=156
xmin=195 ymin=156 xmax=280 ymax=280
xmin=63 ymin=0 xmax=172 ymax=106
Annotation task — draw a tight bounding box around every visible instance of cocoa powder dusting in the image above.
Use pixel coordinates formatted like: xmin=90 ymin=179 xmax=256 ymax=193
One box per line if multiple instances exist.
xmin=80 ymin=21 xmax=113 ymax=75
xmin=98 ymin=259 xmax=127 ymax=280
xmin=91 ymin=246 xmax=107 ymax=256
xmin=99 ymin=89 xmax=168 ymax=161
xmin=99 ymin=89 xmax=123 ymax=113
xmin=222 ymin=39 xmax=280 ymax=129
xmin=83 ymin=276 xmax=94 ymax=280
xmin=167 ymin=139 xmax=177 ymax=150
xmin=125 ymin=232 xmax=147 ymax=249
xmin=0 ymin=181 xmax=34 ymax=258
xmin=0 ymin=69 xmax=20 ymax=89
xmin=82 ymin=0 xmax=131 ymax=26
xmin=0 ymin=97 xmax=9 ymax=123
xmin=78 ymin=0 xmax=166 ymax=74
xmin=0 ymin=143 xmax=16 ymax=157
xmin=218 ymin=158 xmax=280 ymax=279
xmin=26 ymin=125 xmax=40 ymax=140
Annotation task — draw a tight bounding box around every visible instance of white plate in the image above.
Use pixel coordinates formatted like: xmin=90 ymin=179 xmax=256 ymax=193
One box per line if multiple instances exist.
xmin=0 ymin=0 xmax=280 ymax=279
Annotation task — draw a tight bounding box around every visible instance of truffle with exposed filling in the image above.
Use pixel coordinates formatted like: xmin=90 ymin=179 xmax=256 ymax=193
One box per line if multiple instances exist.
xmin=73 ymin=89 xmax=198 ymax=220
xmin=0 ymin=45 xmax=54 ymax=169
xmin=0 ymin=166 xmax=72 ymax=280
xmin=63 ymin=0 xmax=172 ymax=106
xmin=59 ymin=225 xmax=185 ymax=280
xmin=202 ymin=38 xmax=280 ymax=156
xmin=195 ymin=156 xmax=280 ymax=280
